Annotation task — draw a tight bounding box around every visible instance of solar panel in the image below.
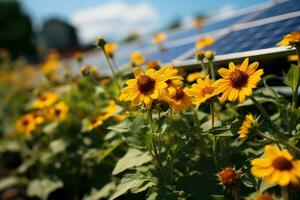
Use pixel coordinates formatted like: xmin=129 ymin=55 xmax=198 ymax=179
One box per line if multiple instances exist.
xmin=199 ymin=16 xmax=300 ymax=56
xmin=82 ymin=0 xmax=300 ymax=75
xmin=250 ymin=0 xmax=300 ymax=21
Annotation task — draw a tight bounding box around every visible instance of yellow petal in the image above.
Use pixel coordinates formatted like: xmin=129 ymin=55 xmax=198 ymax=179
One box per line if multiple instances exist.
xmin=251 ymin=166 xmax=274 ymax=177
xmin=278 ymin=171 xmax=290 ymax=186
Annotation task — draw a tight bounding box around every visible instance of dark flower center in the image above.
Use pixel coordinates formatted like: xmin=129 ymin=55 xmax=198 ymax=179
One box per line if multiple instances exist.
xmin=201 ymin=87 xmax=214 ymax=96
xmin=229 ymin=70 xmax=249 ymax=89
xmin=174 ymin=90 xmax=184 ymax=100
xmin=22 ymin=119 xmax=29 ymax=126
xmin=40 ymin=96 xmax=47 ymax=101
xmin=54 ymin=109 xmax=61 ymax=116
xmin=137 ymin=75 xmax=155 ymax=93
xmin=272 ymin=156 xmax=293 ymax=171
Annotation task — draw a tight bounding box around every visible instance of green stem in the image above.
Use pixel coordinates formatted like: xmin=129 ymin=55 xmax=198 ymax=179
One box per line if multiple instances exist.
xmin=210 ymin=102 xmax=217 ymax=165
xmin=208 ymin=60 xmax=215 ymax=81
xmin=249 ymin=96 xmax=286 ymax=139
xmin=101 ymin=48 xmax=121 ymax=92
xmin=249 ymin=96 xmax=271 ymax=121
xmin=147 ymin=110 xmax=171 ymax=184
xmin=210 ymin=102 xmax=215 ymax=128
xmin=257 ymin=130 xmax=300 ymax=156
xmin=281 ymin=187 xmax=289 ymax=200
xmin=293 ymin=45 xmax=300 ymax=109
xmin=200 ymin=60 xmax=208 ymax=75
xmin=233 ymin=187 xmax=240 ymax=200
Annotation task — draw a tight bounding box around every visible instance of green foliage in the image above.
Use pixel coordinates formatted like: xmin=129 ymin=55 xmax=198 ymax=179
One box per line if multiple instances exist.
xmin=27 ymin=178 xmax=63 ymax=200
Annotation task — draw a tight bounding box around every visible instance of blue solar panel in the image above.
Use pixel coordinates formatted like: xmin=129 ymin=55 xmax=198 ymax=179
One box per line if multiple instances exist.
xmin=144 ymin=43 xmax=194 ymax=63
xmin=202 ymin=16 xmax=300 ymax=55
xmin=164 ymin=13 xmax=254 ymax=42
xmin=250 ymin=0 xmax=300 ymax=21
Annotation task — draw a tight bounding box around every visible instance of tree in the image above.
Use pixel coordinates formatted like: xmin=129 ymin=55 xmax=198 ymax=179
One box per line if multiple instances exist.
xmin=0 ymin=0 xmax=36 ymax=57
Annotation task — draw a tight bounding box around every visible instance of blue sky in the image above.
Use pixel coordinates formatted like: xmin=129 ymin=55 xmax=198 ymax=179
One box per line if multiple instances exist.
xmin=21 ymin=0 xmax=269 ymax=43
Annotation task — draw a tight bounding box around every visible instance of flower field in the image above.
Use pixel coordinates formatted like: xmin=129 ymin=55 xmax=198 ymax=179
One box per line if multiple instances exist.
xmin=0 ymin=32 xmax=300 ymax=200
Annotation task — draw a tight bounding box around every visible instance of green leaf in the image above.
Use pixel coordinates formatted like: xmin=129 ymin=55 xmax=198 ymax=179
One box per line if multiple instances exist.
xmin=112 ymin=148 xmax=152 ymax=175
xmin=283 ymin=64 xmax=300 ymax=94
xmin=49 ymin=139 xmax=67 ymax=154
xmin=108 ymin=118 xmax=132 ymax=133
xmin=83 ymin=182 xmax=116 ymax=200
xmin=109 ymin=173 xmax=157 ymax=200
xmin=259 ymin=179 xmax=276 ymax=193
xmin=27 ymin=178 xmax=63 ymax=200
xmin=0 ymin=176 xmax=19 ymax=191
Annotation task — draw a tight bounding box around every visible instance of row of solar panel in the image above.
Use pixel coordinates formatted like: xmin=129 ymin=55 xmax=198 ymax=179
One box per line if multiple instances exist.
xmin=80 ymin=0 xmax=300 ymax=75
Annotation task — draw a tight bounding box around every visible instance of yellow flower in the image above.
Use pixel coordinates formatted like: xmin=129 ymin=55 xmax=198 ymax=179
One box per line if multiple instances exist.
xmin=85 ymin=101 xmax=118 ymax=131
xmin=246 ymin=192 xmax=279 ymax=200
xmin=195 ymin=36 xmax=214 ymax=49
xmin=185 ymin=76 xmax=217 ymax=105
xmin=164 ymin=66 xmax=184 ymax=97
xmin=32 ymin=91 xmax=59 ymax=109
xmin=186 ymin=72 xmax=206 ymax=83
xmin=146 ymin=60 xmax=160 ymax=70
xmin=151 ymin=32 xmax=167 ymax=44
xmin=16 ymin=114 xmax=37 ymax=135
xmin=238 ymin=114 xmax=254 ymax=139
xmin=31 ymin=112 xmax=45 ymax=124
xmin=42 ymin=59 xmax=59 ymax=75
xmin=193 ymin=18 xmax=204 ymax=28
xmin=120 ymin=68 xmax=176 ymax=109
xmin=86 ymin=116 xmax=104 ymax=131
xmin=251 ymin=145 xmax=300 ymax=186
xmin=287 ymin=54 xmax=298 ymax=62
xmin=80 ymin=65 xmax=98 ymax=76
xmin=100 ymin=100 xmax=118 ymax=121
xmin=48 ymin=102 xmax=69 ymax=121
xmin=214 ymin=58 xmax=264 ymax=103
xmin=278 ymin=31 xmax=300 ymax=46
xmin=74 ymin=52 xmax=83 ymax=62
xmin=104 ymin=43 xmax=119 ymax=57
xmin=205 ymin=50 xmax=214 ymax=60
xmin=130 ymin=51 xmax=145 ymax=66
xmin=165 ymin=87 xmax=192 ymax=111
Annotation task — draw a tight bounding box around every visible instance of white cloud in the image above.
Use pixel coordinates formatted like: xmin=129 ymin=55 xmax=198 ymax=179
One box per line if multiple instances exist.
xmin=70 ymin=1 xmax=160 ymax=44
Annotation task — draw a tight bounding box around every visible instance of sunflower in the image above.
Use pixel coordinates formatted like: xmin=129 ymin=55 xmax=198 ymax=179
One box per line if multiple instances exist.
xmin=277 ymin=31 xmax=300 ymax=46
xmin=16 ymin=114 xmax=37 ymax=135
xmin=195 ymin=36 xmax=214 ymax=49
xmin=164 ymin=87 xmax=192 ymax=111
xmin=246 ymin=192 xmax=279 ymax=200
xmin=32 ymin=91 xmax=59 ymax=109
xmin=48 ymin=102 xmax=69 ymax=121
xmin=186 ymin=72 xmax=206 ymax=83
xmin=214 ymin=58 xmax=264 ymax=103
xmin=151 ymin=32 xmax=167 ymax=44
xmin=185 ymin=76 xmax=217 ymax=105
xmin=104 ymin=43 xmax=119 ymax=58
xmin=130 ymin=51 xmax=145 ymax=66
xmin=238 ymin=113 xmax=254 ymax=139
xmin=120 ymin=68 xmax=176 ymax=109
xmin=251 ymin=145 xmax=300 ymax=186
